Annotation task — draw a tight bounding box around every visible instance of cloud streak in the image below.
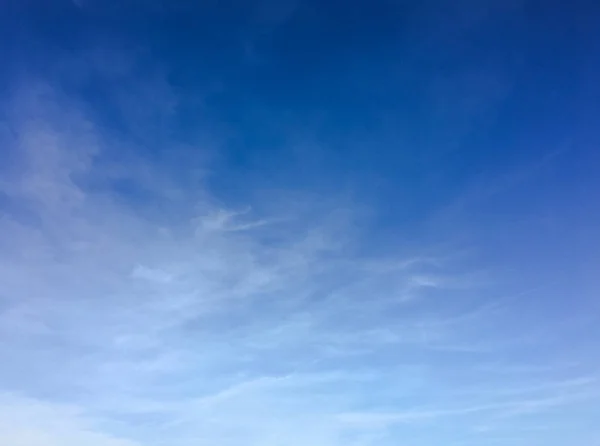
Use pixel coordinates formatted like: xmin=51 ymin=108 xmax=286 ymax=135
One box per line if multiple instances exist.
xmin=0 ymin=60 xmax=598 ymax=446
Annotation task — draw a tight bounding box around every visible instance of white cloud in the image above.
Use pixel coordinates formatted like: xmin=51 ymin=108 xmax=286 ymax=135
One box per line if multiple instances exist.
xmin=132 ymin=265 xmax=174 ymax=283
xmin=0 ymin=394 xmax=140 ymax=446
xmin=0 ymin=73 xmax=597 ymax=446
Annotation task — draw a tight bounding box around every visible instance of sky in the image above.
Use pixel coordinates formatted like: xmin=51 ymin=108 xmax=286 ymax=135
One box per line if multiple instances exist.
xmin=0 ymin=0 xmax=599 ymax=445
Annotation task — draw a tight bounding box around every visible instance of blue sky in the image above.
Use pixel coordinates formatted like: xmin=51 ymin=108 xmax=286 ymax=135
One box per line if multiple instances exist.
xmin=1 ymin=1 xmax=599 ymax=445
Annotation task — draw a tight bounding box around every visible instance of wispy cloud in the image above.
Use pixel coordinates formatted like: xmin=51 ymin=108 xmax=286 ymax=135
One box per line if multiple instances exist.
xmin=0 ymin=394 xmax=141 ymax=446
xmin=0 ymin=64 xmax=598 ymax=446
xmin=0 ymin=79 xmax=472 ymax=445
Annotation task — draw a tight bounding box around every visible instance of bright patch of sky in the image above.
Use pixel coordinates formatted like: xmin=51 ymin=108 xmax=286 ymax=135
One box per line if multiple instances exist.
xmin=1 ymin=1 xmax=599 ymax=445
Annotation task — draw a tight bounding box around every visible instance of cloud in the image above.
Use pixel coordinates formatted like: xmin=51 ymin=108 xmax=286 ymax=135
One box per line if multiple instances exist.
xmin=132 ymin=265 xmax=174 ymax=283
xmin=0 ymin=62 xmax=598 ymax=446
xmin=336 ymin=382 xmax=600 ymax=431
xmin=0 ymin=80 xmax=478 ymax=445
xmin=0 ymin=394 xmax=140 ymax=446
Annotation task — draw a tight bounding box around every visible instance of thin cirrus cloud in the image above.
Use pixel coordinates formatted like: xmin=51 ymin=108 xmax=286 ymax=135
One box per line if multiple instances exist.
xmin=0 ymin=29 xmax=599 ymax=446
xmin=0 ymin=81 xmax=593 ymax=446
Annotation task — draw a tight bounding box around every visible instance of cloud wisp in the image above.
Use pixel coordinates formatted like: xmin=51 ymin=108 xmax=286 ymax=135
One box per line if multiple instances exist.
xmin=0 ymin=79 xmax=598 ymax=446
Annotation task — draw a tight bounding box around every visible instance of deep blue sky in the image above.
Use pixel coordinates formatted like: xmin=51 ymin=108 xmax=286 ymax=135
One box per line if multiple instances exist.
xmin=3 ymin=0 xmax=599 ymax=229
xmin=1 ymin=1 xmax=599 ymax=445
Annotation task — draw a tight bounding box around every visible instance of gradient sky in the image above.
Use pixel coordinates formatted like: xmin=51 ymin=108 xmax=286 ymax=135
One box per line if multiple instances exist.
xmin=1 ymin=1 xmax=600 ymax=445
